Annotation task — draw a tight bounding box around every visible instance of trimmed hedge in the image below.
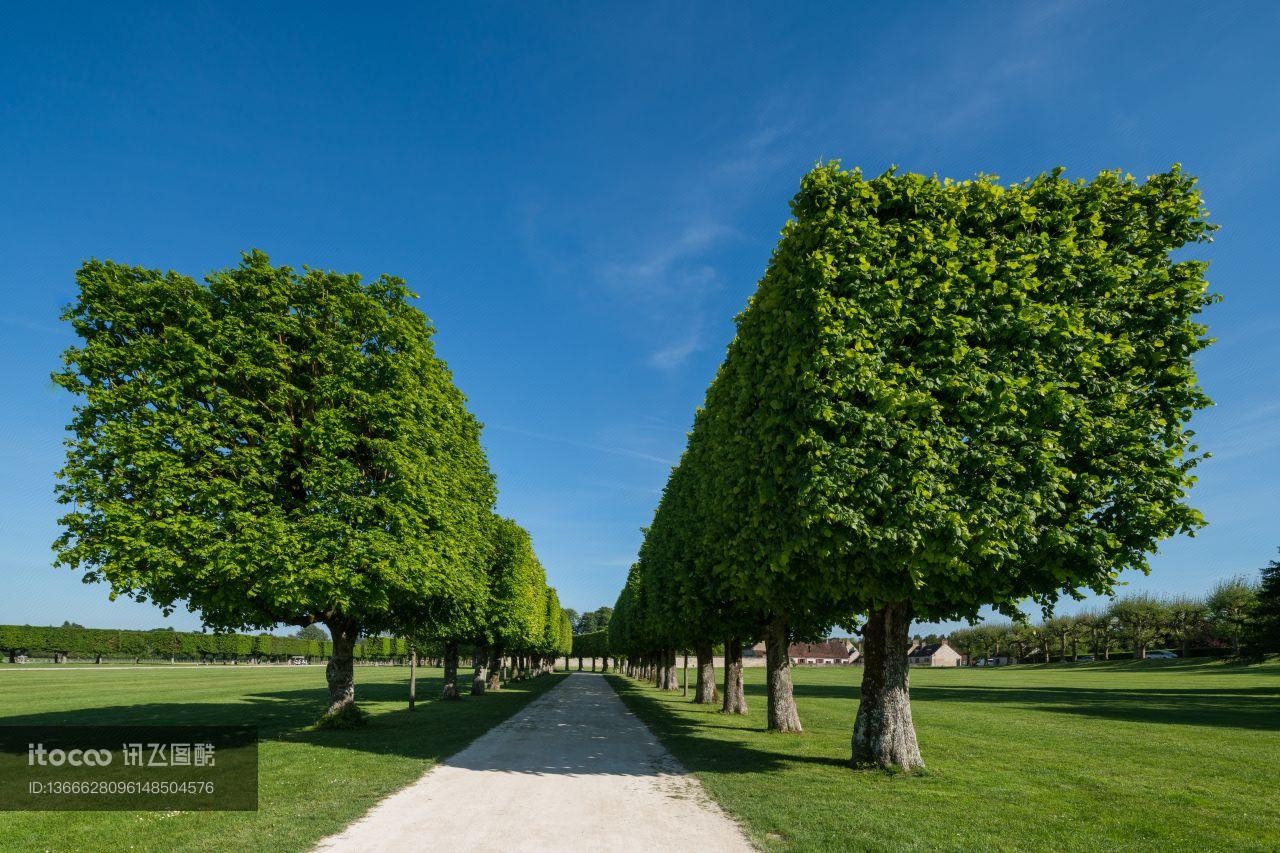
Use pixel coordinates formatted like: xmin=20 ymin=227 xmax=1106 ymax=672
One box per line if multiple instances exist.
xmin=571 ymin=629 xmax=609 ymax=660
xmin=0 ymin=624 xmax=409 ymax=662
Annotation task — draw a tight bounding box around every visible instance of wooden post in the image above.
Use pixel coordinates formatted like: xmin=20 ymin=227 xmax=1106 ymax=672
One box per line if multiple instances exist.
xmin=683 ymin=651 xmax=689 ymax=697
xmin=408 ymin=647 xmax=418 ymax=711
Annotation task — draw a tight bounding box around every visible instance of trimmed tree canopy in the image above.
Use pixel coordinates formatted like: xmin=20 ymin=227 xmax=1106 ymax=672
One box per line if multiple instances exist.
xmin=54 ymin=251 xmax=496 ymax=714
xmin=702 ymin=163 xmax=1215 ymax=627
xmin=616 ymin=162 xmax=1216 ymax=767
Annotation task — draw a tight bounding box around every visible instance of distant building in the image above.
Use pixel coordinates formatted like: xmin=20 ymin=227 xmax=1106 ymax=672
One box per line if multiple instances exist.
xmin=908 ymin=640 xmax=962 ymax=667
xmin=789 ymin=639 xmax=860 ymax=666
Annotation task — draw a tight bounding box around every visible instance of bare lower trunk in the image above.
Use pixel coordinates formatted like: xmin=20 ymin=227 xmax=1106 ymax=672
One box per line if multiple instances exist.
xmin=852 ymin=601 xmax=923 ymax=771
xmin=663 ymin=648 xmax=679 ymax=690
xmin=487 ymin=645 xmax=503 ymax=691
xmin=721 ymin=637 xmax=747 ymax=714
xmin=324 ymin=619 xmax=359 ymax=716
xmin=471 ymin=641 xmax=487 ymax=695
xmin=695 ymin=639 xmax=717 ymax=704
xmin=442 ymin=640 xmax=461 ymax=700
xmin=408 ymin=648 xmax=418 ymax=710
xmin=765 ymin=619 xmax=801 ymax=732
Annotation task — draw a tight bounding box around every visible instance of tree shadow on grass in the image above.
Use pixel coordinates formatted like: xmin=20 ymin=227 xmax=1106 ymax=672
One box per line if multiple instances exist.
xmin=605 ymin=676 xmax=854 ymax=776
xmin=0 ymin=673 xmax=570 ymax=769
xmin=783 ymin=677 xmax=1280 ymax=732
xmin=0 ymin=673 xmax=764 ymax=778
xmin=910 ymin=684 xmax=1280 ymax=731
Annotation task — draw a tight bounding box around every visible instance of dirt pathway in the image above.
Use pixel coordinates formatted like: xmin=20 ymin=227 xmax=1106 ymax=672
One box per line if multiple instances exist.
xmin=314 ymin=672 xmax=752 ymax=852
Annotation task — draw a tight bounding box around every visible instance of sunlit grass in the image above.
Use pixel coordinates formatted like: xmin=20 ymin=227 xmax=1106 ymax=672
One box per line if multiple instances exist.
xmin=0 ymin=663 xmax=561 ymax=851
xmin=608 ymin=660 xmax=1280 ymax=851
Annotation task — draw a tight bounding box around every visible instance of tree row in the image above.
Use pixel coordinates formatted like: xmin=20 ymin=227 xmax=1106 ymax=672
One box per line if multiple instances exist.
xmin=609 ymin=163 xmax=1217 ymax=769
xmin=53 ymin=251 xmax=569 ymax=721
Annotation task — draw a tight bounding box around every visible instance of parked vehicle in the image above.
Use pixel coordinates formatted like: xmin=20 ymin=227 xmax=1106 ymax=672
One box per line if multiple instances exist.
xmin=1075 ymin=655 xmax=1095 ymax=662
xmin=1146 ymin=650 xmax=1179 ymax=660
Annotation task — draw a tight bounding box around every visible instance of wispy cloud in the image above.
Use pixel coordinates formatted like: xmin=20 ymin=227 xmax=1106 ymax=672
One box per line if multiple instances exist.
xmin=648 ymin=324 xmax=706 ymax=369
xmin=0 ymin=315 xmax=64 ymax=335
xmin=594 ymin=221 xmax=735 ymax=369
xmin=487 ymin=423 xmax=676 ymax=466
xmin=520 ymin=96 xmax=802 ymax=371
xmin=1201 ymin=400 xmax=1280 ymax=463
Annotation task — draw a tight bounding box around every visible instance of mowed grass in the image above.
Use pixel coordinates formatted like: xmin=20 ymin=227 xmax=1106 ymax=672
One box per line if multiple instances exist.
xmin=0 ymin=664 xmax=562 ymax=851
xmin=608 ymin=660 xmax=1280 ymax=852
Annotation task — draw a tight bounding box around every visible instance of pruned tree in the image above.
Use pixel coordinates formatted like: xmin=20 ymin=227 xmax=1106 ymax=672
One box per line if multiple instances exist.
xmin=1109 ymin=595 xmax=1168 ymax=659
xmin=1207 ymin=576 xmax=1259 ymax=654
xmin=53 ymin=252 xmax=495 ymax=721
xmin=617 ymin=163 xmax=1216 ymax=768
xmin=1165 ymin=596 xmax=1208 ymax=658
xmin=471 ymin=515 xmax=547 ymax=694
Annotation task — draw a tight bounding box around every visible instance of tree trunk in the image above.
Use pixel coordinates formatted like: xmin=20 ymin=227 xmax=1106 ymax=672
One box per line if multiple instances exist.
xmin=764 ymin=619 xmax=801 ymax=732
xmin=721 ymin=637 xmax=747 ymax=714
xmin=408 ymin=648 xmax=418 ymax=711
xmin=682 ymin=651 xmax=689 ymax=697
xmin=471 ymin=641 xmax=487 ymax=695
xmin=695 ymin=639 xmax=717 ymax=704
xmin=487 ymin=646 xmax=503 ymax=691
xmin=663 ymin=648 xmax=680 ymax=690
xmin=442 ymin=640 xmax=461 ymax=699
xmin=852 ymin=601 xmax=923 ymax=770
xmin=324 ymin=619 xmax=359 ymax=716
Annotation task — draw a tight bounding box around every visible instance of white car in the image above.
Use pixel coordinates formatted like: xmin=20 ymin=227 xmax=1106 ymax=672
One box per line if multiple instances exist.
xmin=1146 ymin=650 xmax=1178 ymax=660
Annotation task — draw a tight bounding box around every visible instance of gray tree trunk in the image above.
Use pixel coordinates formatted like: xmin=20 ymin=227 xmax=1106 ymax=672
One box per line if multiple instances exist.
xmin=487 ymin=646 xmax=503 ymax=691
xmin=852 ymin=601 xmax=924 ymax=770
xmin=663 ymin=649 xmax=679 ymax=690
xmin=721 ymin=637 xmax=747 ymax=714
xmin=408 ymin=649 xmax=418 ymax=711
xmin=324 ymin=619 xmax=359 ymax=716
xmin=471 ymin=642 xmax=487 ymax=695
xmin=442 ymin=640 xmax=461 ymax=699
xmin=695 ymin=639 xmax=717 ymax=704
xmin=765 ymin=619 xmax=801 ymax=732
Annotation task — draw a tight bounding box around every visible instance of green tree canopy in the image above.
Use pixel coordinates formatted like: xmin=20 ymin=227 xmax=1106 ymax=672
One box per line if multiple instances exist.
xmin=620 ymin=162 xmax=1216 ymax=768
xmin=54 ymin=251 xmax=496 ymax=716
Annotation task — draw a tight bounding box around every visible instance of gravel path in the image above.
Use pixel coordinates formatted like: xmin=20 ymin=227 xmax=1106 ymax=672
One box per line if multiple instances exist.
xmin=314 ymin=672 xmax=753 ymax=852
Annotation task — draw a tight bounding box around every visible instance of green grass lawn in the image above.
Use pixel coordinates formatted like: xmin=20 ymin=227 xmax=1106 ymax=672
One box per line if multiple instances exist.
xmin=608 ymin=660 xmax=1280 ymax=852
xmin=0 ymin=664 xmax=562 ymax=851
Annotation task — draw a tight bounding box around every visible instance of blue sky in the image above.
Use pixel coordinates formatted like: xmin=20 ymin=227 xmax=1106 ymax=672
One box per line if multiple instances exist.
xmin=1 ymin=2 xmax=1277 ymax=633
